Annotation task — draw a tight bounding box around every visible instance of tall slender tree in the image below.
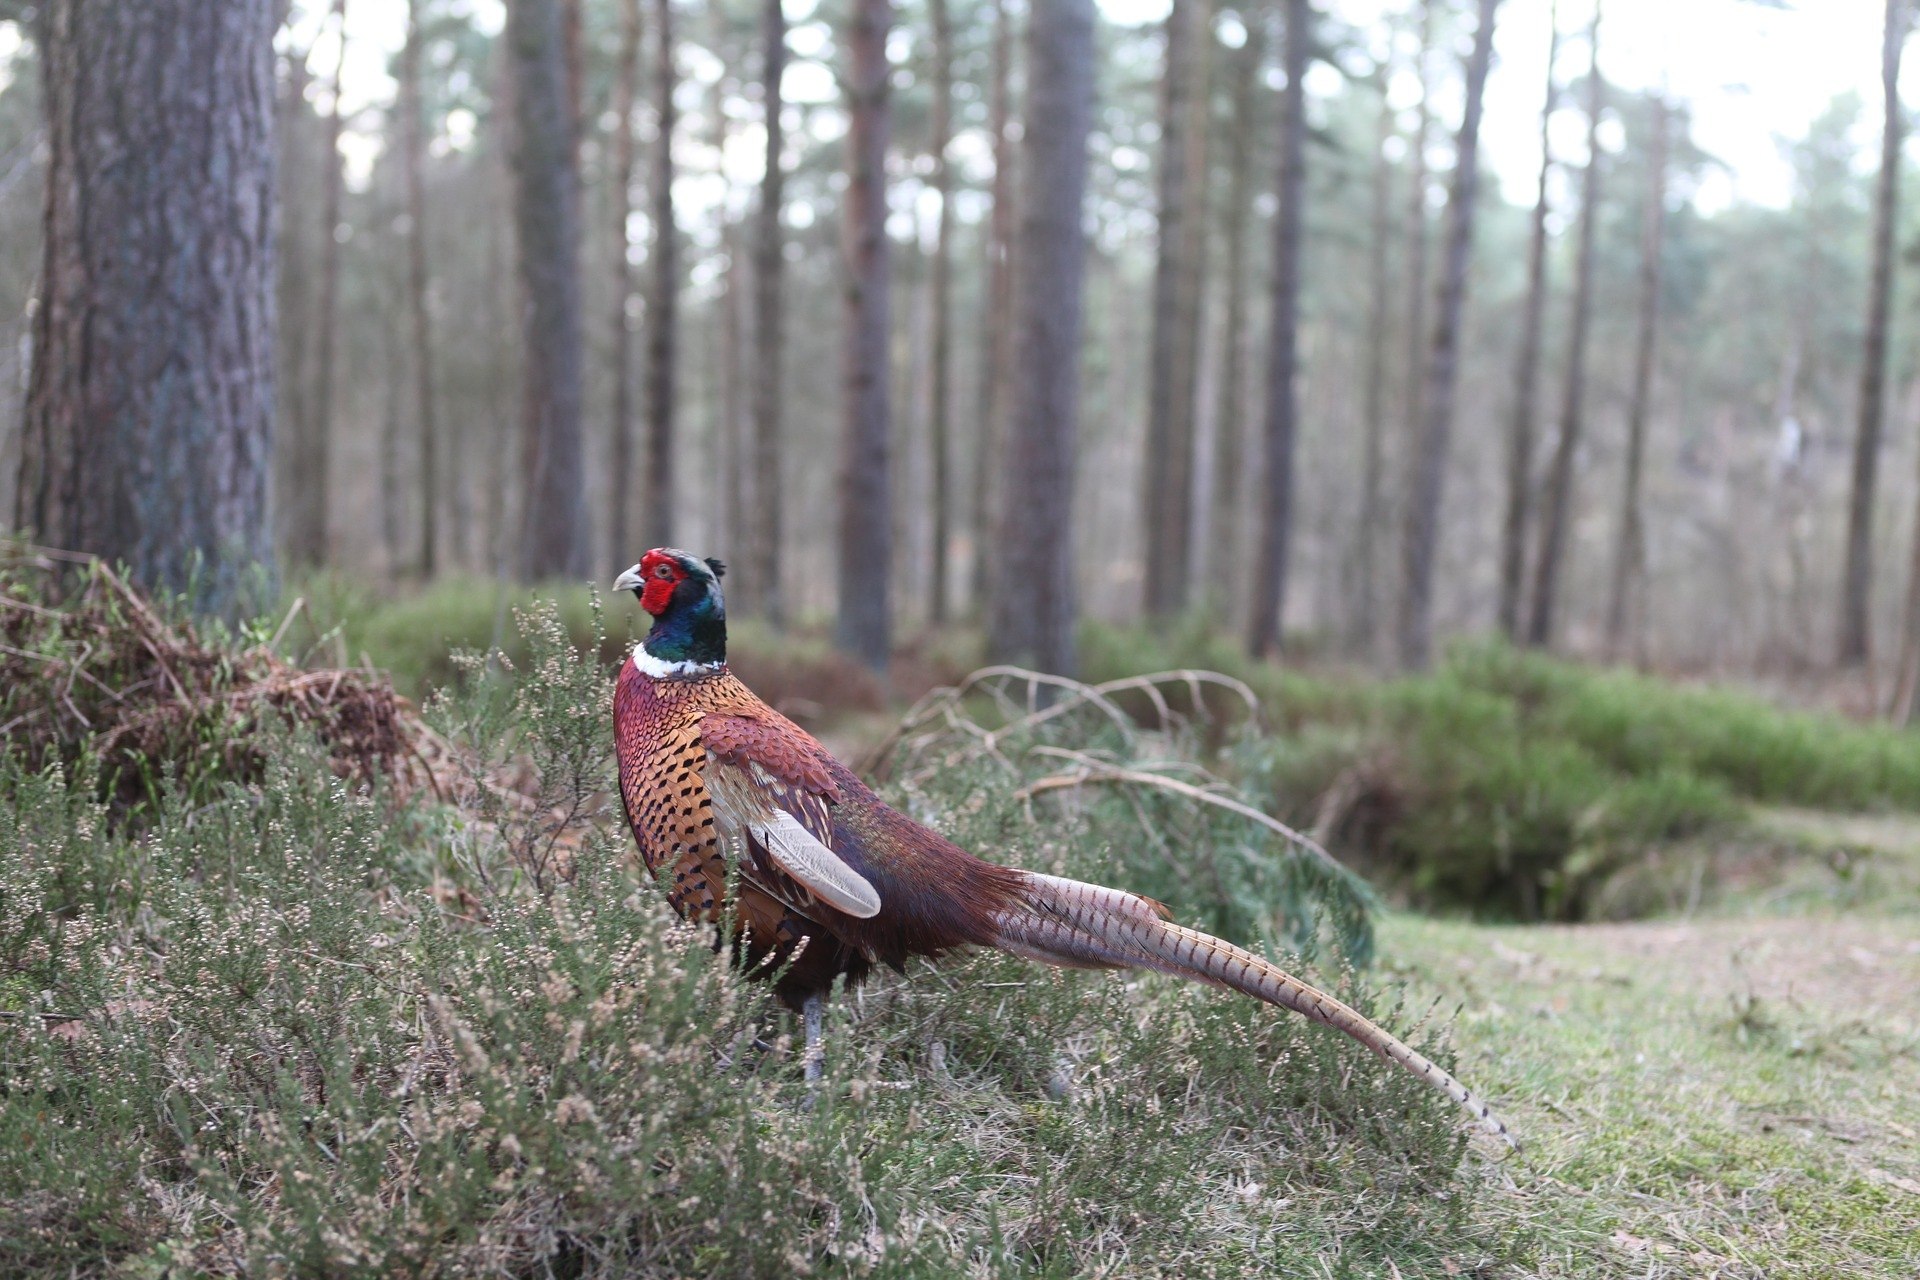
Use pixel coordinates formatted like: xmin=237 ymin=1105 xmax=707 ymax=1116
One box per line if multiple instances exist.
xmin=1840 ymin=0 xmax=1909 ymax=667
xmin=16 ymin=0 xmax=278 ymax=616
xmin=837 ymin=0 xmax=895 ymax=669
xmin=1142 ymin=0 xmax=1208 ymax=616
xmin=508 ymin=0 xmax=589 ymax=581
xmin=927 ymin=0 xmax=956 ymax=624
xmin=1210 ymin=15 xmax=1264 ymax=607
xmin=1605 ymin=96 xmax=1669 ymax=659
xmin=607 ymin=0 xmax=642 ymax=565
xmin=988 ymin=0 xmax=1095 ymax=676
xmin=1496 ymin=3 xmax=1559 ymax=642
xmin=747 ymin=0 xmax=788 ymax=623
xmin=1352 ymin=62 xmax=1395 ymax=647
xmin=970 ymin=0 xmax=1017 ymax=611
xmin=701 ymin=4 xmax=743 ymax=557
xmin=289 ymin=0 xmax=349 ymax=569
xmin=1174 ymin=0 xmax=1216 ymax=576
xmin=1526 ymin=3 xmax=1604 ymax=649
xmin=1247 ymin=0 xmax=1309 ymax=658
xmin=402 ymin=0 xmax=440 ymax=579
xmin=644 ymin=0 xmax=680 ymax=550
xmin=1400 ymin=0 xmax=1435 ymax=450
xmin=1396 ymin=0 xmax=1500 ymax=671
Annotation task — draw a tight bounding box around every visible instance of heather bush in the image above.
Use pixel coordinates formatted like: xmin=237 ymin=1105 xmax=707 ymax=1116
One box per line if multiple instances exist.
xmin=0 ymin=595 xmax=1503 ymax=1277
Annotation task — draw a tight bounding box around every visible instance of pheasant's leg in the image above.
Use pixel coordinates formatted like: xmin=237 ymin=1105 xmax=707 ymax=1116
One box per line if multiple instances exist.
xmin=802 ymin=993 xmax=825 ymax=1084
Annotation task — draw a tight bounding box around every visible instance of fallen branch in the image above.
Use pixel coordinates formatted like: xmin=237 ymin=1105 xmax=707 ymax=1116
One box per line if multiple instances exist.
xmin=1013 ymin=754 xmax=1351 ymax=880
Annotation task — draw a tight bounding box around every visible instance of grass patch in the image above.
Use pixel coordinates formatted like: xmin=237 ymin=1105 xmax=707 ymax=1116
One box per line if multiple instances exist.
xmin=1381 ymin=911 xmax=1920 ymax=1278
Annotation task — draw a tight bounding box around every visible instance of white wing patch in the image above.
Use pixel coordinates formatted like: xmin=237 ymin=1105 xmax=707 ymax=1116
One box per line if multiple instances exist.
xmin=749 ymin=808 xmax=882 ymax=918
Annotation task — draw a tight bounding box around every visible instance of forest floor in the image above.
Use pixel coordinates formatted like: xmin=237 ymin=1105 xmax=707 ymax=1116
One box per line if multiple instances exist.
xmin=1384 ymin=807 xmax=1920 ymax=1277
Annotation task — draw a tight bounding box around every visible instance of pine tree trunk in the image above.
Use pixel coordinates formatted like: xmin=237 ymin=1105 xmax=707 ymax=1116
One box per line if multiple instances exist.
xmin=1246 ymin=0 xmax=1308 ymax=658
xmin=1143 ymin=0 xmax=1202 ymax=616
xmin=1496 ymin=6 xmax=1558 ymax=642
xmin=987 ymin=0 xmax=1094 ymax=677
xmin=644 ymin=0 xmax=680 ymax=550
xmin=1352 ymin=67 xmax=1394 ymax=648
xmin=747 ymin=0 xmax=788 ymax=623
xmin=487 ymin=40 xmax=520 ymax=581
xmin=1840 ymin=0 xmax=1908 ymax=667
xmin=607 ymin=0 xmax=641 ymax=566
xmin=16 ymin=0 xmax=278 ymax=616
xmin=380 ymin=275 xmax=406 ymax=573
xmin=403 ymin=0 xmax=439 ymax=579
xmin=1395 ymin=0 xmax=1500 ymax=671
xmin=508 ymin=0 xmax=589 ymax=581
xmin=1605 ymin=96 xmax=1668 ymax=660
xmin=1210 ymin=20 xmax=1262 ymax=609
xmin=969 ymin=0 xmax=1016 ymax=612
xmin=284 ymin=15 xmax=339 ymax=571
xmin=1173 ymin=0 xmax=1215 ymax=581
xmin=1400 ymin=0 xmax=1435 ymax=454
xmin=1525 ymin=4 xmax=1604 ymax=649
xmin=705 ymin=7 xmax=741 ymax=560
xmin=837 ymin=0 xmax=895 ymax=669
xmin=927 ymin=0 xmax=955 ymax=625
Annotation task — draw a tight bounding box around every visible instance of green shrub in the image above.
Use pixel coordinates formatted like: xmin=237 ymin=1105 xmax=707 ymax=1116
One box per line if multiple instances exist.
xmin=1219 ymin=641 xmax=1919 ymax=920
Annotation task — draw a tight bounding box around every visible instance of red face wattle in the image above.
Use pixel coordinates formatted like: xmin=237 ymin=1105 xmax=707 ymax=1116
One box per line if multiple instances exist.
xmin=638 ymin=549 xmax=687 ymax=616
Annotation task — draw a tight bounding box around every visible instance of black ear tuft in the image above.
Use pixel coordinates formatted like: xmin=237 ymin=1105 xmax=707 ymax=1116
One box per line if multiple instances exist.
xmin=704 ymin=558 xmax=727 ymax=579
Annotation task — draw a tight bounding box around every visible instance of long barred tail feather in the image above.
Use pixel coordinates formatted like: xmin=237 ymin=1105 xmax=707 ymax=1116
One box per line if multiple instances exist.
xmin=994 ymin=870 xmax=1516 ymax=1149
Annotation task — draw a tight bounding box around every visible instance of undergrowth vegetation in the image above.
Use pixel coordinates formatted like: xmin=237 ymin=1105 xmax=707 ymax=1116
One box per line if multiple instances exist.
xmin=1081 ymin=621 xmax=1920 ymax=920
xmin=1 ymin=592 xmax=1509 ymax=1277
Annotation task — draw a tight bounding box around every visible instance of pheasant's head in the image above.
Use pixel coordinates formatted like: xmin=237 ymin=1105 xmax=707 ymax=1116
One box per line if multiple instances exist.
xmin=615 ymin=548 xmax=728 ymax=671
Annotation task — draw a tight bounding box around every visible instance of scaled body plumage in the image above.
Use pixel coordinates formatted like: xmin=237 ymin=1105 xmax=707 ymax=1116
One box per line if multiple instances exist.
xmin=612 ymin=547 xmax=1513 ymax=1147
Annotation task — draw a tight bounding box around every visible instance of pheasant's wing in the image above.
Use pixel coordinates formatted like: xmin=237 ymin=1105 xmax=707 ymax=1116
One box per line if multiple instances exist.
xmin=700 ymin=713 xmax=881 ymax=920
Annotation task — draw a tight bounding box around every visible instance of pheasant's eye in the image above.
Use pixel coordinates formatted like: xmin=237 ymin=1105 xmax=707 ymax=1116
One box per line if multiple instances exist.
xmin=653 ymin=564 xmax=675 ymax=580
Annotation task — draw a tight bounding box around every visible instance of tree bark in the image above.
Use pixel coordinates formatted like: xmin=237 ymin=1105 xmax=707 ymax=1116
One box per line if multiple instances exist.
xmin=969 ymin=0 xmax=1016 ymax=612
xmin=402 ymin=0 xmax=439 ymax=579
xmin=1246 ymin=0 xmax=1308 ymax=658
xmin=1525 ymin=4 xmax=1604 ymax=649
xmin=508 ymin=0 xmax=589 ymax=581
xmin=927 ymin=0 xmax=955 ymax=624
xmin=836 ymin=0 xmax=895 ymax=669
xmin=1396 ymin=0 xmax=1500 ymax=671
xmin=1142 ymin=0 xmax=1208 ymax=616
xmin=747 ymin=0 xmax=788 ymax=623
xmin=644 ymin=0 xmax=680 ymax=550
xmin=16 ymin=0 xmax=278 ymax=616
xmin=1210 ymin=19 xmax=1262 ymax=609
xmin=1352 ymin=65 xmax=1394 ymax=648
xmin=607 ymin=0 xmax=641 ymax=566
xmin=1840 ymin=0 xmax=1908 ymax=667
xmin=1605 ymin=96 xmax=1668 ymax=660
xmin=987 ymin=0 xmax=1094 ymax=677
xmin=1496 ymin=4 xmax=1558 ymax=642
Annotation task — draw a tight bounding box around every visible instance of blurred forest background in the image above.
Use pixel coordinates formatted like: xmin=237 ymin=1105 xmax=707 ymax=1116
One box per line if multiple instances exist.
xmin=3 ymin=0 xmax=1920 ymax=695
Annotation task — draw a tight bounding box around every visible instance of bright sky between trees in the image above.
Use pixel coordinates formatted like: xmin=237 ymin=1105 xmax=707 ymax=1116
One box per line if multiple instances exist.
xmin=284 ymin=0 xmax=1901 ymax=215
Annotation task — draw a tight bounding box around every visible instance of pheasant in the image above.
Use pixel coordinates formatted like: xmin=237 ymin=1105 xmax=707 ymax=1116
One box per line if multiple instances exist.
xmin=612 ymin=548 xmax=1514 ymax=1147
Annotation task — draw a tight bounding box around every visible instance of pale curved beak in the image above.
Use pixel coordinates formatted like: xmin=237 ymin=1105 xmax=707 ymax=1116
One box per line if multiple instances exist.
xmin=613 ymin=565 xmax=644 ymax=593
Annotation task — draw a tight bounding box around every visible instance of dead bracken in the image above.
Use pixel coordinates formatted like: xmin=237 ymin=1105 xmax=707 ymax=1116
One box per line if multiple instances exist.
xmin=0 ymin=541 xmax=448 ymax=815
